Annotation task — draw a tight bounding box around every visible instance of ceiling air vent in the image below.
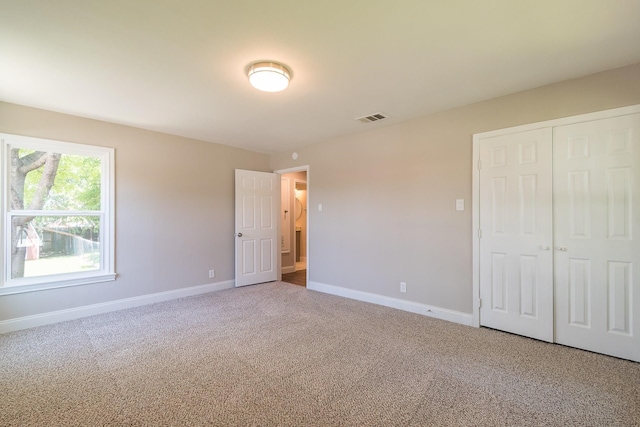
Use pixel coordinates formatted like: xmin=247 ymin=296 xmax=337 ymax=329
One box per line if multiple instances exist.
xmin=355 ymin=112 xmax=387 ymax=124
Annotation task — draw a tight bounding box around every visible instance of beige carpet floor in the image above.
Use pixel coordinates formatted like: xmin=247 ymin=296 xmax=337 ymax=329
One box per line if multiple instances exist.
xmin=1 ymin=281 xmax=639 ymax=426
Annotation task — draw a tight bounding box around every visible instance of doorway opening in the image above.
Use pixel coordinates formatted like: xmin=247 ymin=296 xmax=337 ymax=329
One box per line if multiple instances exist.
xmin=276 ymin=166 xmax=309 ymax=287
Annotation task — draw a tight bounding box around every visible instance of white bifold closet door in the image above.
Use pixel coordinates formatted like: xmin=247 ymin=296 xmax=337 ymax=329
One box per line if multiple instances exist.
xmin=479 ymin=112 xmax=640 ymax=362
xmin=553 ymin=114 xmax=640 ymax=362
xmin=479 ymin=128 xmax=554 ymax=343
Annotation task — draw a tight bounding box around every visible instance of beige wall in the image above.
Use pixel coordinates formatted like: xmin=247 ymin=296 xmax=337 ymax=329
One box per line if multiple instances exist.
xmin=270 ymin=63 xmax=640 ymax=314
xmin=2 ymin=62 xmax=640 ymax=323
xmin=0 ymin=102 xmax=270 ymax=321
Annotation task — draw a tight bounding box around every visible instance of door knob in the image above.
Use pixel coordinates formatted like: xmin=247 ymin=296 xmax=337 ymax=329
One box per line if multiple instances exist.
xmin=539 ymin=246 xmax=550 ymax=251
xmin=556 ymin=247 xmax=567 ymax=251
xmin=236 ymin=232 xmax=243 ymax=237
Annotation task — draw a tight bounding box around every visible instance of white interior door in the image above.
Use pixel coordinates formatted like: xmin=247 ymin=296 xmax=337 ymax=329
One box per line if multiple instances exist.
xmin=235 ymin=169 xmax=279 ymax=287
xmin=479 ymin=128 xmax=554 ymax=342
xmin=554 ymin=113 xmax=640 ymax=362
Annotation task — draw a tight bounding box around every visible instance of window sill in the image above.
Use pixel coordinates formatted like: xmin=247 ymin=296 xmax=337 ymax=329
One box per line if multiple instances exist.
xmin=0 ymin=273 xmax=116 ymax=295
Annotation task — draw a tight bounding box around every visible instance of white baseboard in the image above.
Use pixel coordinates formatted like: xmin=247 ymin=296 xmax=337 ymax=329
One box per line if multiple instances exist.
xmin=1 ymin=279 xmax=473 ymax=335
xmin=0 ymin=280 xmax=235 ymax=334
xmin=282 ymin=265 xmax=296 ymax=274
xmin=307 ymin=281 xmax=473 ymax=327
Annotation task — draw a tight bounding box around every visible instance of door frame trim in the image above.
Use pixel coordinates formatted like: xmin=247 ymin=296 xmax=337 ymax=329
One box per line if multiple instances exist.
xmin=472 ymin=103 xmax=640 ymax=328
xmin=274 ymin=165 xmax=310 ymax=286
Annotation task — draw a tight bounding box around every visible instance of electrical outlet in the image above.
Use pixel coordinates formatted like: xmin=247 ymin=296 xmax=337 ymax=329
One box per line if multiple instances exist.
xmin=400 ymin=282 xmax=407 ymax=293
xmin=208 ymin=269 xmax=215 ymax=279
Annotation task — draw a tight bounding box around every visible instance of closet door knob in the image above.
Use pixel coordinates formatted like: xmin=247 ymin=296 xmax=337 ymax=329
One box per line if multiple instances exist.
xmin=539 ymin=246 xmax=550 ymax=251
xmin=556 ymin=247 xmax=567 ymax=252
xmin=236 ymin=232 xmax=243 ymax=237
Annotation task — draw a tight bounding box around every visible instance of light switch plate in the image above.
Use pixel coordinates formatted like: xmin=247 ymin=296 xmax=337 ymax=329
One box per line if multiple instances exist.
xmin=456 ymin=199 xmax=465 ymax=211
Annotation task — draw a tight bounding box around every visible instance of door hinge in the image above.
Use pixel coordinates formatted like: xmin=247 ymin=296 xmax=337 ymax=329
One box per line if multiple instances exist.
xmin=477 ymin=160 xmax=482 ymax=170
xmin=478 ymin=229 xmax=482 ymax=238
xmin=478 ymin=298 xmax=482 ymax=308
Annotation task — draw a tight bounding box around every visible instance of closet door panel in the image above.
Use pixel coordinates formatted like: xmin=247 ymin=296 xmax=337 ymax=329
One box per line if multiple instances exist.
xmin=479 ymin=128 xmax=553 ymax=342
xmin=554 ymin=113 xmax=640 ymax=362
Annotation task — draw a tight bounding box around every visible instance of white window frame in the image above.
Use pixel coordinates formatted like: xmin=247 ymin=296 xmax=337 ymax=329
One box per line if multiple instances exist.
xmin=0 ymin=133 xmax=115 ymax=294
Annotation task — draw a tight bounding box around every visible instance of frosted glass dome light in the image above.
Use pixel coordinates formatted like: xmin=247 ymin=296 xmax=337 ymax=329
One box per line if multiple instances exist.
xmin=248 ymin=61 xmax=291 ymax=92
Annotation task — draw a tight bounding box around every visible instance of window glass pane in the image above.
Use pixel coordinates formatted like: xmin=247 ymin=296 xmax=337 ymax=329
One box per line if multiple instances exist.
xmin=11 ymin=216 xmax=101 ymax=279
xmin=11 ymin=148 xmax=102 ymax=211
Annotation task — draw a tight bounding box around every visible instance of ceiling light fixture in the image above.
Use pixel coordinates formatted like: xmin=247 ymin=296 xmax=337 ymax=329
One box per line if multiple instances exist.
xmin=247 ymin=61 xmax=291 ymax=92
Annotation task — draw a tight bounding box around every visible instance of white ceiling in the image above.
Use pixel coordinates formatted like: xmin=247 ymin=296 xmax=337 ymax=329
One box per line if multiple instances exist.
xmin=2 ymin=1 xmax=640 ymax=154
